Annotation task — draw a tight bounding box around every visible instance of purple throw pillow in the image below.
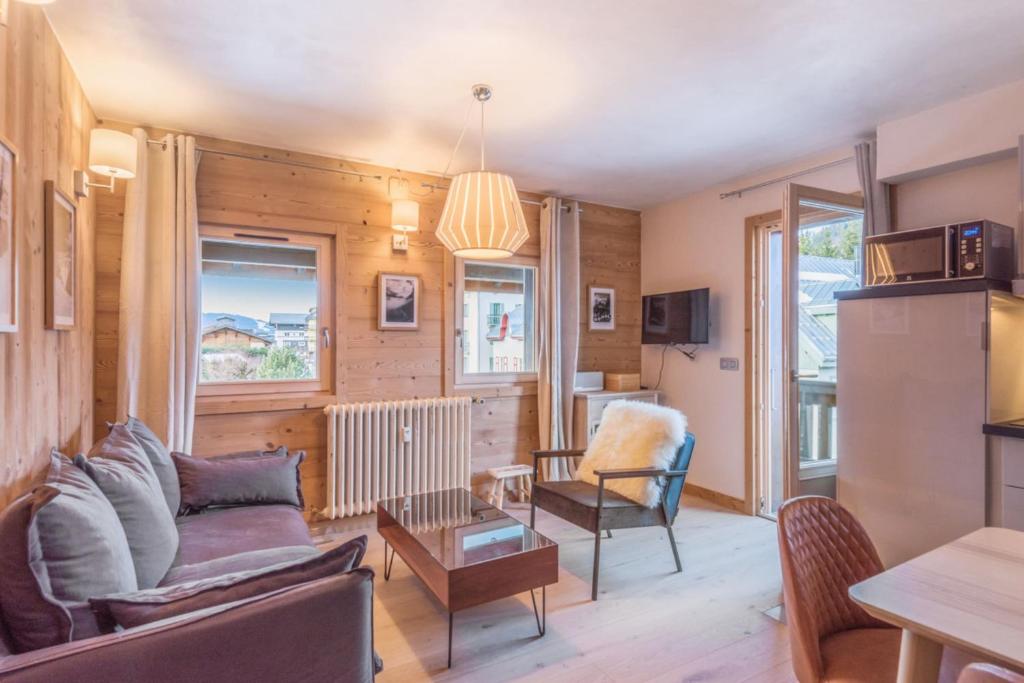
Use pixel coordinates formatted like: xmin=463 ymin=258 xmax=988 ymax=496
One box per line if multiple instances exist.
xmin=90 ymin=535 xmax=367 ymax=629
xmin=172 ymin=451 xmax=305 ymax=515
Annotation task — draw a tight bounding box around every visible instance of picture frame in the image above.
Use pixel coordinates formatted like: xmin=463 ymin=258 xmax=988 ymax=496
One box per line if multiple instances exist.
xmin=0 ymin=135 xmax=17 ymax=333
xmin=378 ymin=272 xmax=419 ymax=330
xmin=588 ymin=286 xmax=615 ymax=331
xmin=44 ymin=180 xmax=76 ymax=330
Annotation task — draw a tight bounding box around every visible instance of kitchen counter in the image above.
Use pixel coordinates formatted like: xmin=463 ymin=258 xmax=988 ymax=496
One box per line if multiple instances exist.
xmin=834 ymin=278 xmax=1011 ymax=301
xmin=984 ymin=420 xmax=1024 ymax=439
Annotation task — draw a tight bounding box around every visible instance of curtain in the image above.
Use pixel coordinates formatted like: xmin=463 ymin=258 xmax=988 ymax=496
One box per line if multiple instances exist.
xmin=537 ymin=197 xmax=580 ymax=481
xmin=855 ymin=139 xmax=892 ymax=236
xmin=116 ymin=131 xmax=202 ymax=453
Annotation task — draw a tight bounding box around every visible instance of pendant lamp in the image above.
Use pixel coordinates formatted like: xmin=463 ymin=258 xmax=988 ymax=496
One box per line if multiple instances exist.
xmin=435 ymin=85 xmax=529 ymax=259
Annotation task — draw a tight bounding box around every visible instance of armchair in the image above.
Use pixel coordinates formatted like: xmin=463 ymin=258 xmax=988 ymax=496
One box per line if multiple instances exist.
xmin=529 ymin=433 xmax=696 ymax=600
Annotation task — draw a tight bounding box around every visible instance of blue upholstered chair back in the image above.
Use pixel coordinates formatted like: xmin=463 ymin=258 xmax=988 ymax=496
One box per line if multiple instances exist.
xmin=663 ymin=432 xmax=696 ymax=520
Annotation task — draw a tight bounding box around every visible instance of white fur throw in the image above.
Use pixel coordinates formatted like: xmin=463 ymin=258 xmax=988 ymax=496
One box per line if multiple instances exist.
xmin=575 ymin=400 xmax=688 ymax=507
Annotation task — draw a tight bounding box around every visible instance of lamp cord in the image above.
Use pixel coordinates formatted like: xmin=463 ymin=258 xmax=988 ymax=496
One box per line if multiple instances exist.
xmin=480 ymin=97 xmax=486 ymax=171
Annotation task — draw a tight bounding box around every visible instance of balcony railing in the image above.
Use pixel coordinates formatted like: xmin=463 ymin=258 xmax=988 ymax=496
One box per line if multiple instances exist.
xmin=798 ymin=378 xmax=837 ymax=464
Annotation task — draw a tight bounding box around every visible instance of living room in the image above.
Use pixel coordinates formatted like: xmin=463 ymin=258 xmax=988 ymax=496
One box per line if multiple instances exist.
xmin=1 ymin=2 xmax=1023 ymax=682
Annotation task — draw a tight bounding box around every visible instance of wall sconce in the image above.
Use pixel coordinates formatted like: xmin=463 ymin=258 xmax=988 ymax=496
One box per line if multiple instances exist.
xmin=388 ymin=176 xmax=419 ymax=232
xmin=391 ymin=199 xmax=419 ymax=232
xmin=73 ymin=128 xmax=138 ymax=198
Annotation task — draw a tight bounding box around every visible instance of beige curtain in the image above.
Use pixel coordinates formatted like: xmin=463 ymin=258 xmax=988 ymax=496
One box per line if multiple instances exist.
xmin=537 ymin=197 xmax=580 ymax=481
xmin=116 ymin=131 xmax=202 ymax=452
xmin=855 ymin=139 xmax=891 ymax=236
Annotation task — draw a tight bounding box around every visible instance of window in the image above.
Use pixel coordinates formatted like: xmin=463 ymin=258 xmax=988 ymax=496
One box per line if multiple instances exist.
xmin=198 ymin=225 xmax=333 ymax=396
xmin=455 ymin=257 xmax=537 ymax=385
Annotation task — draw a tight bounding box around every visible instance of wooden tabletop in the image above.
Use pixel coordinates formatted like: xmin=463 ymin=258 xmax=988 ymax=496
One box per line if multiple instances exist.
xmin=849 ymin=527 xmax=1024 ymax=669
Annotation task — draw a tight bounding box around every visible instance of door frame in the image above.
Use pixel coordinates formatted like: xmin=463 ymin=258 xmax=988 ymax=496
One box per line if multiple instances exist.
xmin=781 ymin=184 xmax=864 ymax=503
xmin=745 ymin=210 xmax=782 ymax=518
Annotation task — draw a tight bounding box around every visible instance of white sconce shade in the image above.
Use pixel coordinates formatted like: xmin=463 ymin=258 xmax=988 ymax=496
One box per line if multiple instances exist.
xmin=391 ymin=199 xmax=419 ymax=232
xmin=435 ymin=171 xmax=529 ymax=259
xmin=88 ymin=129 xmax=138 ymax=178
xmin=16 ymin=0 xmax=58 ymax=4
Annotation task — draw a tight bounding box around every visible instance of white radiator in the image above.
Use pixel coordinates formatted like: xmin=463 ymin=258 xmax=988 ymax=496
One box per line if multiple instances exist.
xmin=322 ymin=397 xmax=472 ymax=519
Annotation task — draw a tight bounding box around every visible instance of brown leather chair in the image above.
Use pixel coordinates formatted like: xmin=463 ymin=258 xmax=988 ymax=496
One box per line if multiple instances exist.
xmin=777 ymin=495 xmax=976 ymax=683
xmin=959 ymin=664 xmax=1024 ymax=683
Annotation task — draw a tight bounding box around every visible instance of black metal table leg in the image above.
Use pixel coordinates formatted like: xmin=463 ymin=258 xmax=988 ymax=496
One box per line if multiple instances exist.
xmin=447 ymin=611 xmax=454 ymax=669
xmin=530 ymin=586 xmax=546 ymax=636
xmin=383 ymin=542 xmax=395 ymax=581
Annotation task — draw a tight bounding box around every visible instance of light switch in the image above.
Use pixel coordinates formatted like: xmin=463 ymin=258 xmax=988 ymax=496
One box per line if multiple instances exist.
xmin=720 ymin=357 xmax=739 ymax=371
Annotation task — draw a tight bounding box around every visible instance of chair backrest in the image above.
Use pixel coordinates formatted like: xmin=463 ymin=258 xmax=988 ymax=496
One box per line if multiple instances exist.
xmin=662 ymin=432 xmax=695 ymax=519
xmin=777 ymin=496 xmax=889 ymax=683
xmin=959 ymin=664 xmax=1024 ymax=683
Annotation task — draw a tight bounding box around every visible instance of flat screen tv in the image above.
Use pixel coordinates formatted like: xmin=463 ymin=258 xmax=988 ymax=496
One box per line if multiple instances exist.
xmin=642 ymin=288 xmax=709 ymax=345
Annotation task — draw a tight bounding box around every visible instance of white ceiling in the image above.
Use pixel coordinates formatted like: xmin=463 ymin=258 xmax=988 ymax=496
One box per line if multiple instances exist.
xmin=46 ymin=0 xmax=1024 ymax=208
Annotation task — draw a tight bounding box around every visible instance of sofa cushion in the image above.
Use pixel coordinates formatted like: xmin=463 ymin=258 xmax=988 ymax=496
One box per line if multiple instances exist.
xmin=173 ymin=504 xmax=314 ymax=567
xmin=121 ymin=416 xmax=180 ymax=518
xmin=160 ymin=545 xmax=321 ymax=586
xmin=173 ymin=451 xmax=305 ymax=515
xmin=91 ymin=536 xmax=367 ymax=630
xmin=0 ymin=452 xmax=138 ymax=652
xmin=76 ymin=425 xmax=179 ymax=588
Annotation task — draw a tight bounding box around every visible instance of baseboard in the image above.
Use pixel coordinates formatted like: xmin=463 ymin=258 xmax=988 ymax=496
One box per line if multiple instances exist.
xmin=684 ymin=483 xmax=748 ymax=514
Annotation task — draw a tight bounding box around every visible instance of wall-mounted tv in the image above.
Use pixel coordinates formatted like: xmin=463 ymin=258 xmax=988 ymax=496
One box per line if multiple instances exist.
xmin=642 ymin=288 xmax=710 ymax=345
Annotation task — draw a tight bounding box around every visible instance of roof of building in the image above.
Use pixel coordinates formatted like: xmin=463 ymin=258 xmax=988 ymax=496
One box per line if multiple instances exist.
xmin=201 ymin=325 xmax=272 ymax=345
xmin=798 ymin=308 xmax=837 ymax=365
xmin=269 ymin=313 xmax=308 ymax=326
xmin=487 ymin=306 xmax=525 ymax=341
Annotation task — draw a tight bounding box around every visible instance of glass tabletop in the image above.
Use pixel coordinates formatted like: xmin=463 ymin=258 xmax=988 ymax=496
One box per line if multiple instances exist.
xmin=378 ymin=488 xmax=555 ymax=570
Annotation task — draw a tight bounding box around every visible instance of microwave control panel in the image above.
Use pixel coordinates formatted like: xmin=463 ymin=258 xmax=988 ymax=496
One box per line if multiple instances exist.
xmin=956 ymin=222 xmax=984 ymax=276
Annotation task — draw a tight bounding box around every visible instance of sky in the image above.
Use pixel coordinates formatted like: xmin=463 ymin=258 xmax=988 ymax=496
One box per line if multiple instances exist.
xmin=202 ymin=274 xmax=316 ymax=322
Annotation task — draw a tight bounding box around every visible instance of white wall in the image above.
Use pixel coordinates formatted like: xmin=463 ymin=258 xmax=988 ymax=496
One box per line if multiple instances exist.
xmin=878 ymin=77 xmax=1024 ymax=182
xmin=641 ymin=148 xmax=859 ymax=500
xmin=894 ymin=155 xmax=1019 ymax=231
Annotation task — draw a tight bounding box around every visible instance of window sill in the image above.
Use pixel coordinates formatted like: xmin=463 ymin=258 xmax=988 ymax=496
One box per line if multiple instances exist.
xmin=450 ymin=381 xmax=538 ymax=399
xmin=195 ymin=392 xmax=336 ymax=416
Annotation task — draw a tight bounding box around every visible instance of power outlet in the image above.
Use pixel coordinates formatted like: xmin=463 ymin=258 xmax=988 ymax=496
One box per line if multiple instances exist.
xmin=720 ymin=357 xmax=740 ymax=371
xmin=401 ymin=426 xmax=412 ymax=443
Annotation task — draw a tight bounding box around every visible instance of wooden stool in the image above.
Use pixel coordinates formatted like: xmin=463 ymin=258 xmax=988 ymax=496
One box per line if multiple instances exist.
xmin=485 ymin=464 xmax=534 ymax=510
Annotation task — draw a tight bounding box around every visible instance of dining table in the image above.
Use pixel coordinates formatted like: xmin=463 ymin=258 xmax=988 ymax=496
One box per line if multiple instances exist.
xmin=848 ymin=526 xmax=1024 ymax=683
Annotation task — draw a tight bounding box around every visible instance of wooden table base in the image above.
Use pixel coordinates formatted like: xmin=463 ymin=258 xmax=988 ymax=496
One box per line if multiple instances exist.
xmin=896 ymin=629 xmax=943 ymax=683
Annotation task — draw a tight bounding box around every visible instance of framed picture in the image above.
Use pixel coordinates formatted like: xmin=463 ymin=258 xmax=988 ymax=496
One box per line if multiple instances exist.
xmin=378 ymin=272 xmax=419 ymax=330
xmin=589 ymin=286 xmax=615 ymax=331
xmin=44 ymin=180 xmax=76 ymax=330
xmin=0 ymin=135 xmax=16 ymax=333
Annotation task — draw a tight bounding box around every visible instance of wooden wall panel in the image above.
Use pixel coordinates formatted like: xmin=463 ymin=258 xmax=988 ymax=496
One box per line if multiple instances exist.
xmin=93 ymin=130 xmax=640 ymax=513
xmin=0 ymin=5 xmax=97 ymax=507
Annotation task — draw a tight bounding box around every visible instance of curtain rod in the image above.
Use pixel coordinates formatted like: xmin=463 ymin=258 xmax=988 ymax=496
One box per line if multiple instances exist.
xmin=418 ymin=181 xmax=582 ymax=212
xmin=146 ymin=138 xmax=383 ymax=181
xmin=719 ymin=156 xmax=855 ymax=199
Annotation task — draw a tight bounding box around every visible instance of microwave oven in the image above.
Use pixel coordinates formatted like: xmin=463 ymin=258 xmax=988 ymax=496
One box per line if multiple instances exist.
xmin=863 ymin=220 xmax=1015 ymax=286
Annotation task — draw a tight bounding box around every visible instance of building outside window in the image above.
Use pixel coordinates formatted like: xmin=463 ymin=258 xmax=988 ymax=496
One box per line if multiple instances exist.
xmin=455 ymin=258 xmax=537 ymax=385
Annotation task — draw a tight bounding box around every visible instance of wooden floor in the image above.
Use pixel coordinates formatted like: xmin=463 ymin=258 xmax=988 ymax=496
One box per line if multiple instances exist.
xmin=312 ymin=495 xmax=796 ymax=683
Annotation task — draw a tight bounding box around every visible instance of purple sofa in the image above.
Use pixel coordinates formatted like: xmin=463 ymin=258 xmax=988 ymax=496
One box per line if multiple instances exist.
xmin=0 ymin=428 xmax=377 ymax=683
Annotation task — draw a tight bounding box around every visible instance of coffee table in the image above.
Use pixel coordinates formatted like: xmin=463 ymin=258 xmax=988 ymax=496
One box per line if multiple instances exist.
xmin=377 ymin=487 xmax=558 ymax=668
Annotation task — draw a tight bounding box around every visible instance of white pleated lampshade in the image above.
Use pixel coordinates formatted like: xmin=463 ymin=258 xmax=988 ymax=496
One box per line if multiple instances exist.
xmin=89 ymin=129 xmax=138 ymax=178
xmin=436 ymin=171 xmax=529 ymax=259
xmin=391 ymin=199 xmax=419 ymax=232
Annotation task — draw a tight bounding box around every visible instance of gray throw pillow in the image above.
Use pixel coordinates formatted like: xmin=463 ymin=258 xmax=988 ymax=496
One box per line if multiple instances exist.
xmin=117 ymin=416 xmax=180 ymax=518
xmin=173 ymin=451 xmax=306 ymax=514
xmin=91 ymin=535 xmax=366 ymax=629
xmin=0 ymin=451 xmax=137 ymax=652
xmin=77 ymin=425 xmax=180 ymax=588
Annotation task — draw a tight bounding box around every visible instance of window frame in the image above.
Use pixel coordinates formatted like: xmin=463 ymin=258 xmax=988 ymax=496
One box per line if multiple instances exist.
xmin=197 ymin=224 xmax=334 ymax=398
xmin=453 ymin=255 xmax=539 ymax=387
